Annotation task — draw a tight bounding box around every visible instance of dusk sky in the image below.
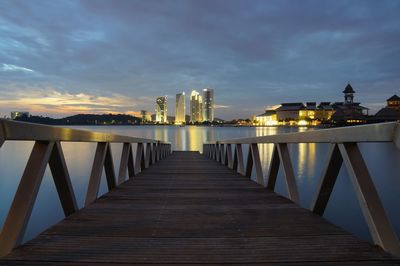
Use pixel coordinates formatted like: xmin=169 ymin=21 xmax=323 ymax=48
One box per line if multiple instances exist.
xmin=0 ymin=0 xmax=399 ymax=119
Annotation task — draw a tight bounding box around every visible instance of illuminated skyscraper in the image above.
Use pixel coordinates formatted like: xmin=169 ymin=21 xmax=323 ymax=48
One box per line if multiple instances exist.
xmin=203 ymin=88 xmax=214 ymax=122
xmin=155 ymin=96 xmax=167 ymax=123
xmin=175 ymin=92 xmax=186 ymax=124
xmin=190 ymin=90 xmax=203 ymax=123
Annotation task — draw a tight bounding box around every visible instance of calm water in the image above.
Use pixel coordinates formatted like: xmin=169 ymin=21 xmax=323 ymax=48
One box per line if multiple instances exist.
xmin=0 ymin=125 xmax=399 ymax=245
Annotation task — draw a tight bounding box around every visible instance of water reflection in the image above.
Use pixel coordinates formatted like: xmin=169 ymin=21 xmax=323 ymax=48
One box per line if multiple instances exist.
xmin=297 ymin=143 xmax=316 ymax=184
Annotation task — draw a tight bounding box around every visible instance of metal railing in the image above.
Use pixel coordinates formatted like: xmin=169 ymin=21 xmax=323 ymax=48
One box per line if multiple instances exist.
xmin=0 ymin=119 xmax=171 ymax=256
xmin=203 ymin=122 xmax=400 ymax=256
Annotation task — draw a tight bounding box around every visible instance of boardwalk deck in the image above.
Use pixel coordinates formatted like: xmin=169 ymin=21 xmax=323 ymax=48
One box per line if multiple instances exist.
xmin=1 ymin=151 xmax=399 ymax=265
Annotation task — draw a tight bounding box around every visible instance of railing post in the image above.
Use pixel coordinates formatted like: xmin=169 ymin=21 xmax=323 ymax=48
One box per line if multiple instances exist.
xmin=152 ymin=143 xmax=157 ymax=164
xmin=220 ymin=144 xmax=225 ymax=164
xmin=104 ymin=143 xmax=116 ymax=191
xmin=156 ymin=141 xmax=161 ymax=161
xmin=85 ymin=142 xmax=108 ymax=206
xmin=135 ymin=143 xmax=144 ymax=175
xmin=145 ymin=143 xmax=152 ymax=168
xmin=216 ymin=143 xmax=220 ymax=162
xmin=118 ymin=143 xmax=135 ymax=184
xmin=85 ymin=142 xmax=116 ymax=206
xmin=48 ymin=141 xmax=78 ymax=216
xmin=234 ymin=144 xmax=245 ymax=175
xmin=226 ymin=144 xmax=233 ymax=168
xmin=277 ymin=143 xmax=300 ymax=203
xmin=0 ymin=121 xmax=5 ymax=148
xmin=338 ymin=143 xmax=400 ymax=256
xmin=245 ymin=143 xmax=264 ymax=186
xmin=394 ymin=123 xmax=400 ymax=150
xmin=310 ymin=144 xmax=342 ymax=215
xmin=0 ymin=141 xmax=54 ymax=257
xmin=266 ymin=144 xmax=280 ymax=190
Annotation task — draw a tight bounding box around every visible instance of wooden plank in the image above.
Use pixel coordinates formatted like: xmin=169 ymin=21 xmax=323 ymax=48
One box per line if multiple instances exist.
xmin=339 ymin=143 xmax=400 ymax=256
xmin=1 ymin=151 xmax=399 ymax=264
xmin=48 ymin=141 xmax=78 ymax=216
xmin=0 ymin=141 xmax=54 ymax=256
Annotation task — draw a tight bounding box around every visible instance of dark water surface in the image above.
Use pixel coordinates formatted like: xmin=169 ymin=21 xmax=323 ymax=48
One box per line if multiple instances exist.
xmin=0 ymin=125 xmax=399 ymax=245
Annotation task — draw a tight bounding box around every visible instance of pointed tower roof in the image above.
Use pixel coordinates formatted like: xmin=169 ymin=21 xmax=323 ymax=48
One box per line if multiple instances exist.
xmin=387 ymin=94 xmax=400 ymax=101
xmin=343 ymin=83 xmax=355 ymax=93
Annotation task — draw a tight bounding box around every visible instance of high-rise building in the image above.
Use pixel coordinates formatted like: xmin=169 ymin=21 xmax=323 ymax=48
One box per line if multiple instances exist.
xmin=175 ymin=92 xmax=186 ymax=125
xmin=190 ymin=90 xmax=203 ymax=123
xmin=10 ymin=111 xmax=30 ymax=120
xmin=140 ymin=110 xmax=152 ymax=123
xmin=155 ymin=96 xmax=168 ymax=123
xmin=203 ymin=88 xmax=214 ymax=122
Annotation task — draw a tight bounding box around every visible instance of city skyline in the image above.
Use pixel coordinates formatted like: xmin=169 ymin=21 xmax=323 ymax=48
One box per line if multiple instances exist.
xmin=0 ymin=1 xmax=399 ymax=119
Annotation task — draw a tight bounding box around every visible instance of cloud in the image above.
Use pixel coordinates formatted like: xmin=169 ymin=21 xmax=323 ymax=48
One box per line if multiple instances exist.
xmin=1 ymin=64 xmax=34 ymax=73
xmin=0 ymin=0 xmax=399 ymax=119
xmin=215 ymin=104 xmax=230 ymax=109
xmin=0 ymin=88 xmax=153 ymax=117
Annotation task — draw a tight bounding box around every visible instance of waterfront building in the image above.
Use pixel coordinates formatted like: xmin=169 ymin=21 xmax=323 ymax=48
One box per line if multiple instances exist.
xmin=155 ymin=96 xmax=168 ymax=123
xmin=254 ymin=110 xmax=277 ymax=126
xmin=276 ymin=103 xmax=305 ymax=123
xmin=175 ymin=92 xmax=186 ymax=125
xmin=315 ymin=102 xmax=335 ymax=121
xmin=203 ymin=88 xmax=214 ymax=122
xmin=331 ymin=84 xmax=368 ymax=124
xmin=386 ymin=94 xmax=400 ymax=111
xmin=190 ymin=90 xmax=203 ymax=123
xmin=372 ymin=94 xmax=400 ymax=122
xmin=253 ymin=84 xmax=371 ymax=126
xmin=10 ymin=111 xmax=30 ymax=120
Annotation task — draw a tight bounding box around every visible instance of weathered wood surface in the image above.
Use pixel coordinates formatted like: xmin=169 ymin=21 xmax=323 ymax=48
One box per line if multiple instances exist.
xmin=1 ymin=151 xmax=399 ymax=265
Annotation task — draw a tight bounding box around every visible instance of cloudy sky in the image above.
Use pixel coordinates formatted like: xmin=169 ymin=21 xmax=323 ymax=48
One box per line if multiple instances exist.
xmin=0 ymin=0 xmax=399 ymax=119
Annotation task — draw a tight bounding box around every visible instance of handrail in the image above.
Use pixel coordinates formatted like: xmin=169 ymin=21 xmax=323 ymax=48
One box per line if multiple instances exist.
xmin=205 ymin=122 xmax=399 ymax=145
xmin=203 ymin=122 xmax=400 ymax=256
xmin=0 ymin=118 xmax=170 ymax=144
xmin=0 ymin=119 xmax=172 ymax=257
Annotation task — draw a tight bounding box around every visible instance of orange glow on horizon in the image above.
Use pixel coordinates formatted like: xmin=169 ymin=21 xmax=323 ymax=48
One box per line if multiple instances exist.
xmin=0 ymin=89 xmax=147 ymax=117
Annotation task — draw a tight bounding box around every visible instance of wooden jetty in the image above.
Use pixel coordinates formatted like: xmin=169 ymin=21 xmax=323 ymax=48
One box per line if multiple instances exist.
xmin=0 ymin=119 xmax=400 ymax=264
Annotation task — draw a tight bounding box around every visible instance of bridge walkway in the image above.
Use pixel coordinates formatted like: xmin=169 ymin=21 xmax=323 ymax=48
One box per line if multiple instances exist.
xmin=1 ymin=151 xmax=399 ymax=265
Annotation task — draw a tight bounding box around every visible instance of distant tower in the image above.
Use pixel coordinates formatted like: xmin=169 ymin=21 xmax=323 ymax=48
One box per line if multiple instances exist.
xmin=175 ymin=92 xmax=186 ymax=124
xmin=203 ymin=88 xmax=214 ymax=122
xmin=343 ymin=83 xmax=355 ymax=104
xmin=190 ymin=90 xmax=203 ymax=123
xmin=155 ymin=96 xmax=167 ymax=123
